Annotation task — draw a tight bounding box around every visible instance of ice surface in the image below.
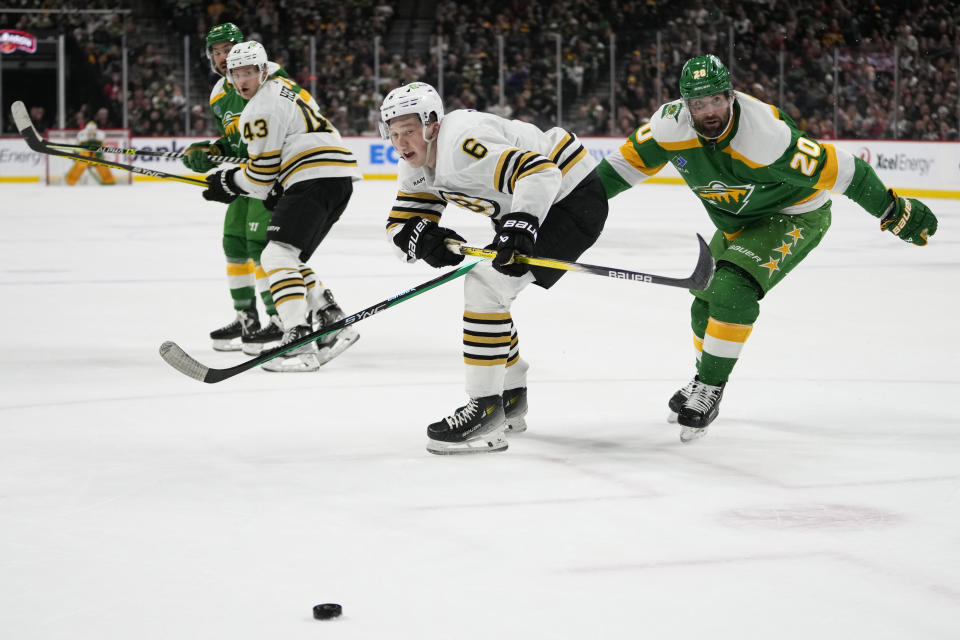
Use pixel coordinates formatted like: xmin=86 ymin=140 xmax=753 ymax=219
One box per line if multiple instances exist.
xmin=1 ymin=179 xmax=958 ymax=639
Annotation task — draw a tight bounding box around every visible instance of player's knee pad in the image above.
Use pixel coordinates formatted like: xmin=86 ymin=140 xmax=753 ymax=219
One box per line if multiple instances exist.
xmin=260 ymin=241 xmax=301 ymax=273
xmin=706 ymin=266 xmax=761 ymax=325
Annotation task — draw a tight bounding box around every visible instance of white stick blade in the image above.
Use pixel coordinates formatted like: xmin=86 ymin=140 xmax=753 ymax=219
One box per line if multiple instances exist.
xmin=159 ymin=341 xmax=209 ymax=382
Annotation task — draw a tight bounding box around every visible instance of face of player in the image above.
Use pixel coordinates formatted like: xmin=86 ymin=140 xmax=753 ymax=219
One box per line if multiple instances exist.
xmin=387 ymin=115 xmax=439 ymax=169
xmin=230 ymin=65 xmax=266 ymax=99
xmin=210 ymin=41 xmax=235 ymax=76
xmin=687 ymin=91 xmax=733 ymax=139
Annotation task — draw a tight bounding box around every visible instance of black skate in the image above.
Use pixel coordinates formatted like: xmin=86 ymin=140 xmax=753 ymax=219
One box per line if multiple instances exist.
xmin=210 ymin=308 xmax=259 ymax=352
xmin=242 ymin=314 xmax=283 ymax=355
xmin=310 ymin=290 xmax=359 ymax=365
xmin=677 ymin=381 xmax=725 ymax=443
xmin=426 ymin=395 xmax=508 ymax=455
xmin=503 ymin=387 xmax=528 ymax=433
xmin=667 ymin=376 xmax=701 ymax=424
xmin=261 ymin=325 xmax=320 ymax=373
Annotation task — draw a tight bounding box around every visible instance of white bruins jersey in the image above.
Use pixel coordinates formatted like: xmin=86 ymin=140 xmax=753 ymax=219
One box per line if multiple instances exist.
xmin=232 ymin=76 xmax=361 ymax=198
xmin=385 ymin=110 xmax=594 ymax=257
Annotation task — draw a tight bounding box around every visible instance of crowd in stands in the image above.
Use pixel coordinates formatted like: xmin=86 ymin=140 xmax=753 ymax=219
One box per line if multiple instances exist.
xmin=4 ymin=0 xmax=957 ymax=141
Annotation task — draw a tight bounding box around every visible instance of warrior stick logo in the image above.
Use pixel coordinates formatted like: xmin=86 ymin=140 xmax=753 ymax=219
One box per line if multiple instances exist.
xmin=693 ymin=181 xmax=755 ymax=214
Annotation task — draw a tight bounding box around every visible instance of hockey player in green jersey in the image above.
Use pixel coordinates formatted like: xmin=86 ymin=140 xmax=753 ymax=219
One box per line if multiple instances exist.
xmin=185 ymin=23 xmax=288 ymax=356
xmin=597 ymin=54 xmax=938 ymax=443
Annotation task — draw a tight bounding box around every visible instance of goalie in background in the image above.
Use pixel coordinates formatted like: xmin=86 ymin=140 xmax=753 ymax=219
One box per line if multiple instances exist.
xmin=65 ymin=121 xmax=116 ymax=186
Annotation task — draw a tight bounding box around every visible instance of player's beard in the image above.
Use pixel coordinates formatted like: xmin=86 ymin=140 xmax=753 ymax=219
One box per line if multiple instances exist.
xmin=693 ymin=109 xmax=731 ymax=139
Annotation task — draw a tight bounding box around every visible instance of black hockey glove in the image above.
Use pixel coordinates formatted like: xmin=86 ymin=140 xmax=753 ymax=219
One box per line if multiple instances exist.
xmin=392 ymin=216 xmax=465 ymax=268
xmin=264 ymin=183 xmax=284 ymax=211
xmin=880 ymin=189 xmax=937 ymax=246
xmin=492 ymin=212 xmax=539 ymax=277
xmin=202 ymin=167 xmax=246 ymax=204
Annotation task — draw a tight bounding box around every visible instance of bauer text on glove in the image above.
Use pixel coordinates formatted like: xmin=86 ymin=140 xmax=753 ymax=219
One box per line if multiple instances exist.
xmin=492 ymin=212 xmax=538 ymax=277
xmin=392 ymin=217 xmax=466 ymax=268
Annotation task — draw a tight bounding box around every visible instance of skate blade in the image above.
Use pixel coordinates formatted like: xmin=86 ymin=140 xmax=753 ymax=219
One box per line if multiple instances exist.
xmin=426 ymin=429 xmax=508 ymax=455
xmin=679 ymin=425 xmax=708 ymax=444
xmin=211 ymin=337 xmax=242 ymax=352
xmin=262 ymin=353 xmax=320 ymax=373
xmin=505 ymin=415 xmax=527 ymax=434
xmin=316 ymin=329 xmax=359 ymax=366
xmin=242 ymin=339 xmax=280 ymax=356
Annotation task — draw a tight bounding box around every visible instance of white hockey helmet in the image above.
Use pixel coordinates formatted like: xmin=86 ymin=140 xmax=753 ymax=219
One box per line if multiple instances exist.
xmin=379 ymin=82 xmax=444 ymax=139
xmin=226 ymin=41 xmax=268 ymax=83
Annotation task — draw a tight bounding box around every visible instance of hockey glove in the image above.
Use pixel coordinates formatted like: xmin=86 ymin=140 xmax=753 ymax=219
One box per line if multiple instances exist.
xmin=183 ymin=141 xmax=222 ymax=173
xmin=880 ymin=189 xmax=937 ymax=246
xmin=392 ymin=216 xmax=466 ymax=268
xmin=492 ymin=212 xmax=539 ymax=277
xmin=202 ymin=167 xmax=246 ymax=204
xmin=264 ymin=183 xmax=284 ymax=211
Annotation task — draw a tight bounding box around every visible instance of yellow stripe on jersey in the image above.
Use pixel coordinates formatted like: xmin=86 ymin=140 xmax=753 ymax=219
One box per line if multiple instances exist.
xmin=512 ymin=157 xmax=555 ymax=191
xmin=494 ymin=148 xmax=521 ymax=192
xmin=813 ymin=143 xmax=839 ymax=190
xmin=549 ymin=133 xmax=573 ymax=162
xmin=722 ymin=147 xmax=765 ymax=169
xmin=249 ymin=149 xmax=282 ymax=160
xmin=507 ymin=151 xmax=538 ymax=192
xmin=209 ymin=90 xmax=227 ymax=106
xmin=619 ymin=139 xmax=665 ymax=176
xmin=722 ymin=228 xmax=744 ymax=241
xmin=558 ymin=145 xmax=586 ymax=176
xmin=281 ymin=160 xmax=358 ymax=186
xmin=791 ymin=189 xmax=821 ymax=207
xmin=705 ymin=318 xmax=753 ymax=343
xmin=278 ymin=147 xmax=351 ymax=172
xmin=398 ymin=190 xmax=444 ymax=202
xmin=659 ymin=138 xmax=703 ymax=151
xmin=693 ymin=333 xmax=704 ymax=353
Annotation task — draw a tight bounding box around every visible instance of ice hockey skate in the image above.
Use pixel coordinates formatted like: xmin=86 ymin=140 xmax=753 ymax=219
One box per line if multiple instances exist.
xmin=667 ymin=376 xmax=701 ymax=424
xmin=677 ymin=380 xmax=726 ymax=443
xmin=426 ymin=395 xmax=508 ymax=455
xmin=503 ymin=387 xmax=528 ymax=434
xmin=241 ymin=314 xmax=283 ymax=355
xmin=261 ymin=325 xmax=320 ymax=372
xmin=310 ymin=289 xmax=359 ymax=365
xmin=210 ymin=308 xmax=259 ymax=351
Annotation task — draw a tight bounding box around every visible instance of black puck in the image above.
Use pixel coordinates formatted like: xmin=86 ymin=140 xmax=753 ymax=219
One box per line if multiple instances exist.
xmin=313 ymin=603 xmax=342 ymax=620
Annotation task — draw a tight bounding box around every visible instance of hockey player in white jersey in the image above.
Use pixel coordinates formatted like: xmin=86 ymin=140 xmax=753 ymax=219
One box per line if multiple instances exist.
xmin=381 ymin=82 xmax=609 ymax=454
xmin=202 ymin=41 xmax=362 ymax=372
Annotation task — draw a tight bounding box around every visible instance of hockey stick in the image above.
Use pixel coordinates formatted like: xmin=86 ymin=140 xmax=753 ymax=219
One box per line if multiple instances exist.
xmin=45 ymin=141 xmax=247 ymax=165
xmin=159 ymin=260 xmax=480 ymax=383
xmin=450 ymin=233 xmax=714 ymax=290
xmin=10 ymin=100 xmax=207 ymax=187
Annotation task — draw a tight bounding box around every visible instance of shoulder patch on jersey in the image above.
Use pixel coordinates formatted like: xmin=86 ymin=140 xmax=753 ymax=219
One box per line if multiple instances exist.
xmin=725 ymin=92 xmax=792 ymax=167
xmin=650 ymin=100 xmax=700 ymax=150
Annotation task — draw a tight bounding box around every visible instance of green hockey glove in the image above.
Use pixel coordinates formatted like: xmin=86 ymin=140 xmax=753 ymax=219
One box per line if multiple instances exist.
xmin=183 ymin=141 xmax=222 ymax=173
xmin=80 ymin=139 xmax=104 ymax=158
xmin=880 ymin=189 xmax=938 ymax=246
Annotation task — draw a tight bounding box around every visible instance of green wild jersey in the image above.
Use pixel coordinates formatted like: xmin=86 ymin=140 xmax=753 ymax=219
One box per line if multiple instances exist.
xmin=599 ymin=91 xmax=854 ymax=234
xmin=208 ymin=62 xmax=289 ymax=156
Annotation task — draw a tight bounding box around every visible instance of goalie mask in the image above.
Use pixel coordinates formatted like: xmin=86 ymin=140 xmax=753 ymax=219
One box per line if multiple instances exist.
xmin=679 ymin=54 xmax=735 ymax=140
xmin=205 ymin=22 xmax=244 ymax=75
xmin=226 ymin=41 xmax=269 ymax=90
xmin=379 ymin=82 xmax=444 ymax=140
